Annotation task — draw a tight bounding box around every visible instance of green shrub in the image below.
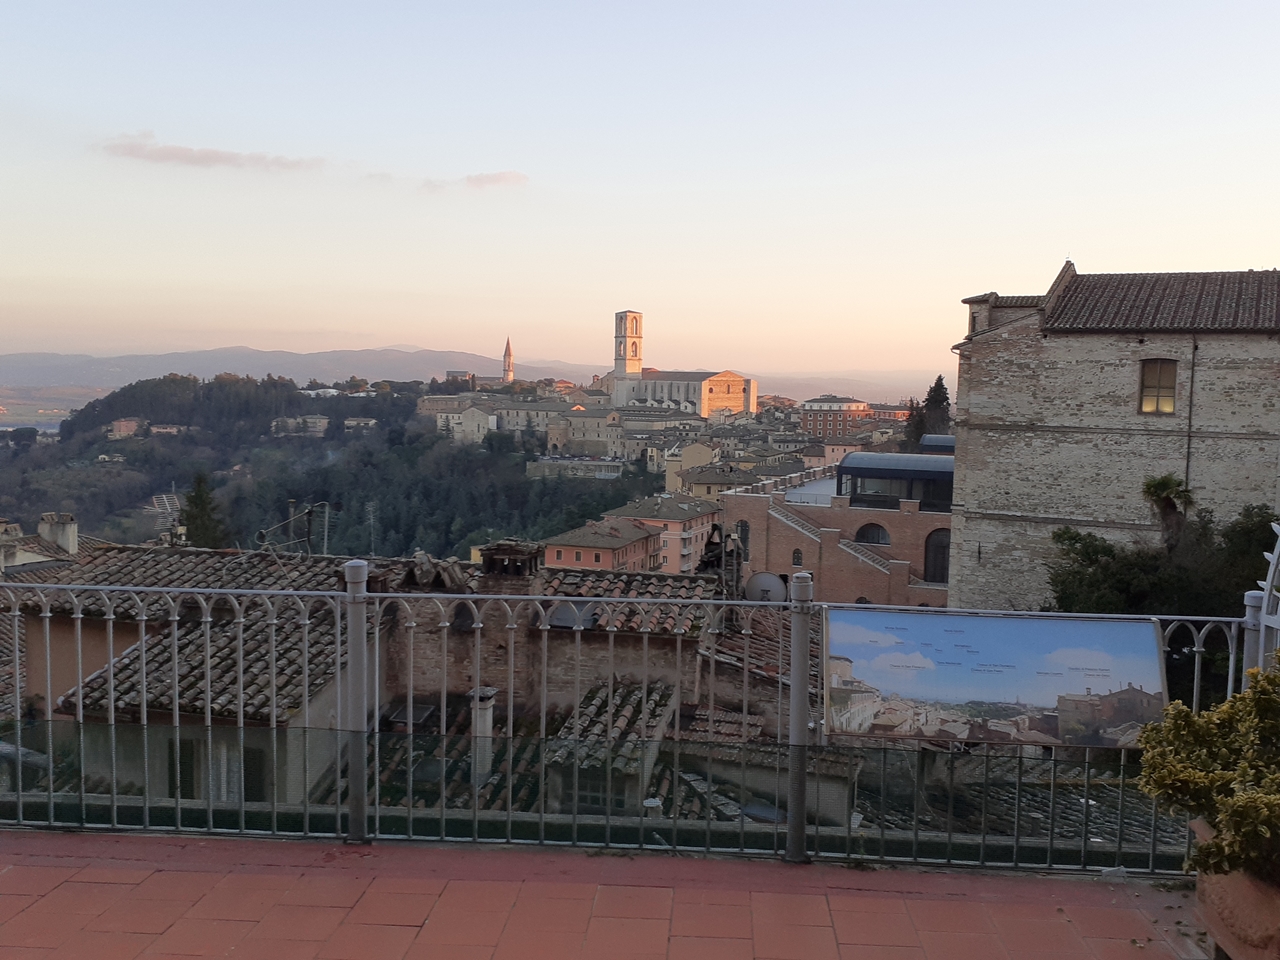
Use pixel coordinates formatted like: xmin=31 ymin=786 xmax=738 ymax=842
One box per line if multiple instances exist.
xmin=1137 ymin=666 xmax=1280 ymax=883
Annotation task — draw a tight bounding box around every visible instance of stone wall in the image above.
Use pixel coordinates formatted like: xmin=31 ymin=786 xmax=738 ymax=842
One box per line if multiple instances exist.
xmin=949 ymin=315 xmax=1280 ymax=610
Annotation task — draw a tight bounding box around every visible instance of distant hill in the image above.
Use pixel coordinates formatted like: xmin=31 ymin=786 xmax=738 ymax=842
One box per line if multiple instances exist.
xmin=0 ymin=348 xmax=948 ymax=405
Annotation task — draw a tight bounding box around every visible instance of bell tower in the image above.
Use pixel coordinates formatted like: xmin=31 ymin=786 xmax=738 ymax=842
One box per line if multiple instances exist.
xmin=614 ymin=311 xmax=643 ymax=377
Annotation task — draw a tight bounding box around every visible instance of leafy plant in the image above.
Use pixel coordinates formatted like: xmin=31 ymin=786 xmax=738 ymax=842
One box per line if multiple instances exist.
xmin=1137 ymin=666 xmax=1280 ymax=883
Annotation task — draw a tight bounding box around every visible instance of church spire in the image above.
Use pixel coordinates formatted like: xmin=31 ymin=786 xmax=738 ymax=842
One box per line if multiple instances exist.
xmin=502 ymin=338 xmax=515 ymax=383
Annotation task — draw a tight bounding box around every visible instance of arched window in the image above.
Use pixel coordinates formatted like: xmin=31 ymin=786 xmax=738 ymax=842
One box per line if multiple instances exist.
xmin=855 ymin=523 xmax=890 ymax=545
xmin=630 ymin=342 xmax=638 ymax=357
xmin=855 ymin=596 xmax=871 ymax=605
xmin=792 ymin=549 xmax=803 ymax=567
xmin=924 ymin=529 xmax=951 ymax=583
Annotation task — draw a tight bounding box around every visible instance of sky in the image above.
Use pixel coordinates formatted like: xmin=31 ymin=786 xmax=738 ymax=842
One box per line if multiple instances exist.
xmin=829 ymin=610 xmax=1165 ymax=708
xmin=3 ymin=2 xmax=1280 ymax=375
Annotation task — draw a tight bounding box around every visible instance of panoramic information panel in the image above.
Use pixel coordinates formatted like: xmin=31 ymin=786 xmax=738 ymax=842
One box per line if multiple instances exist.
xmin=825 ymin=608 xmax=1166 ymax=747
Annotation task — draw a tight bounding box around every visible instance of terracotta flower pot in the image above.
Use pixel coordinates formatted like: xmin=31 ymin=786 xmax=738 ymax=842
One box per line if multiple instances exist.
xmin=1191 ymin=819 xmax=1280 ymax=960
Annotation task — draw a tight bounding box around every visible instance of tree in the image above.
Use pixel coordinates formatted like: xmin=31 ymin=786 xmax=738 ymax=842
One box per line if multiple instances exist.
xmin=181 ymin=473 xmax=228 ymax=548
xmin=922 ymin=375 xmax=952 ymax=435
xmin=902 ymin=398 xmax=926 ymax=447
xmin=1142 ymin=473 xmax=1194 ymax=553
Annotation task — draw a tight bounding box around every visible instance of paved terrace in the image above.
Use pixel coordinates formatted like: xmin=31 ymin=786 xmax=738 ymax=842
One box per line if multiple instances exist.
xmin=0 ymin=831 xmax=1210 ymax=959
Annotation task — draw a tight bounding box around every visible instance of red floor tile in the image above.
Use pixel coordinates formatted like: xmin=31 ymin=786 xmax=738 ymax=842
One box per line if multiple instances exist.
xmin=668 ymin=935 xmax=755 ymax=960
xmin=0 ymin=910 xmax=89 ymax=949
xmin=367 ymin=878 xmax=447 ymax=897
xmin=837 ymin=947 xmax=927 ymax=960
xmin=0 ymin=866 xmax=79 ymax=897
xmin=673 ymin=887 xmax=751 ymax=906
xmin=905 ymin=900 xmax=995 ymax=934
xmin=917 ymin=930 xmax=1010 ymax=960
xmin=403 ymin=945 xmax=493 ymax=960
xmin=1063 ymin=908 xmax=1158 ymax=941
xmin=131 ymin=872 xmax=222 ymax=902
xmin=993 ymin=918 xmax=1089 ymax=955
xmin=216 ymin=872 xmax=299 ymax=891
xmin=145 ymin=917 xmax=255 ymax=956
xmin=280 ymin=877 xmax=372 ymax=909
xmin=346 ymin=892 xmax=436 ymax=927
xmin=492 ymin=928 xmax=585 ymax=960
xmin=752 ymin=891 xmax=832 ymax=927
xmin=317 ymin=922 xmax=417 ymax=960
xmin=987 ymin=903 xmax=1074 ymax=923
xmin=502 ymin=898 xmax=591 ymax=933
xmin=433 ymin=883 xmax=519 ymax=915
xmin=73 ymin=867 xmax=155 ymax=885
xmin=223 ymin=938 xmax=322 ymax=959
xmin=186 ymin=885 xmax=287 ymax=921
xmin=828 ymin=895 xmax=907 ymax=914
xmin=84 ymin=897 xmax=192 ymax=934
xmin=591 ymin=885 xmax=672 ymax=919
xmin=0 ymin=946 xmax=57 ymax=960
xmin=1084 ymin=939 xmax=1177 ymax=959
xmin=25 ymin=880 xmax=132 ymax=916
xmin=670 ymin=902 xmax=752 ymax=939
xmin=515 ymin=883 xmax=595 ymax=901
xmin=46 ymin=930 xmax=154 ymax=960
xmin=581 ymin=917 xmax=670 ymax=956
xmin=832 ymin=911 xmax=920 ymax=947
xmin=416 ymin=911 xmax=509 ymax=947
xmin=250 ymin=904 xmax=350 ymax=942
xmin=754 ymin=922 xmax=840 ymax=960
xmin=0 ymin=897 xmax=35 ymax=924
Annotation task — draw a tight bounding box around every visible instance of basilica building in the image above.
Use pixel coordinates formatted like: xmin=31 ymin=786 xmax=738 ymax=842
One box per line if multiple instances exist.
xmin=597 ymin=311 xmax=758 ymax=417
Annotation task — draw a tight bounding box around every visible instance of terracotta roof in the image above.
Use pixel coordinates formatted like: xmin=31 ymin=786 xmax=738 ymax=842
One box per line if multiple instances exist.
xmin=960 ymin=292 xmax=1047 ymax=308
xmin=1043 ymin=270 xmax=1280 ymax=332
xmin=604 ymin=494 xmax=720 ymax=522
xmin=543 ymin=518 xmax=656 ymax=551
xmin=678 ymin=463 xmax=757 ymax=485
xmin=536 ymin=568 xmax=719 ymax=632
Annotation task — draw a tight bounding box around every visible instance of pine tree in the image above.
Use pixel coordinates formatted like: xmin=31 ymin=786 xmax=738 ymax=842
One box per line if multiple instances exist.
xmin=922 ymin=375 xmax=952 ymax=435
xmin=181 ymin=473 xmax=227 ymax=548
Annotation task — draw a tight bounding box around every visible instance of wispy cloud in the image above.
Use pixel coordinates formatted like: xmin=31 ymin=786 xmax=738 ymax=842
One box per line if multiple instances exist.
xmin=102 ymin=132 xmax=324 ymax=172
xmin=423 ymin=170 xmax=529 ymax=192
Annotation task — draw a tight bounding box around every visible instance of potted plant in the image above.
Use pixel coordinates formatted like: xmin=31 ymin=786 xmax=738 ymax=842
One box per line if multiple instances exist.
xmin=1138 ymin=666 xmax=1280 ymax=960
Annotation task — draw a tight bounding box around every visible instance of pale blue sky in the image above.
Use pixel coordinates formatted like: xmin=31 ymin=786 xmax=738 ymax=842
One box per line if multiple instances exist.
xmin=3 ymin=3 xmax=1279 ymax=374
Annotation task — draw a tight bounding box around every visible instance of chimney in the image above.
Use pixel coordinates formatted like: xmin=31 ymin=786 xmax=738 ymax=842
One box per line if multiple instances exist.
xmin=470 ymin=686 xmax=498 ymax=787
xmin=37 ymin=512 xmax=78 ymax=556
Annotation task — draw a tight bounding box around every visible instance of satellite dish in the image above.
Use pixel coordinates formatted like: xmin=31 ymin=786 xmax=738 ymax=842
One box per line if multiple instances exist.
xmin=744 ymin=572 xmax=787 ymax=603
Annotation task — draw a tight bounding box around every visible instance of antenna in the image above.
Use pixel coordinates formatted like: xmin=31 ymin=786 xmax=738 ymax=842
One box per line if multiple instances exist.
xmin=366 ymin=502 xmax=377 ymax=556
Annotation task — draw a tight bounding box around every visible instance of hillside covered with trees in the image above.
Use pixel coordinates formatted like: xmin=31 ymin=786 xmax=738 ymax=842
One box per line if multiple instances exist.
xmin=1 ymin=374 xmax=660 ymax=557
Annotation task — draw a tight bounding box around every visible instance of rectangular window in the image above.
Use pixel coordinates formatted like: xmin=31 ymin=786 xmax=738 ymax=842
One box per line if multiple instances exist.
xmin=555 ymin=549 xmax=563 ymax=560
xmin=574 ymin=550 xmax=582 ymax=562
xmin=1140 ymin=359 xmax=1177 ymax=414
xmin=594 ymin=552 xmax=602 ymax=563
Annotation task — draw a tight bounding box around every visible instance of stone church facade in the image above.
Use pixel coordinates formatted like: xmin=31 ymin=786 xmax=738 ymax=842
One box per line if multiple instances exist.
xmin=601 ymin=311 xmax=758 ymax=416
xmin=949 ymin=262 xmax=1280 ymax=610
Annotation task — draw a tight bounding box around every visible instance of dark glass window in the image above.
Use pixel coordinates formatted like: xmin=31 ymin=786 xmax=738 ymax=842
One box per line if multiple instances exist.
xmin=792 ymin=549 xmax=803 ymax=567
xmin=1140 ymin=359 xmax=1177 ymax=414
xmin=924 ymin=529 xmax=951 ymax=584
xmin=855 ymin=523 xmax=890 ymax=545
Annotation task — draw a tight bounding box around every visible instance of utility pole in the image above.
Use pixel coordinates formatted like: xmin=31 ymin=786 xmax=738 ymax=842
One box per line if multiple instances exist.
xmin=365 ymin=502 xmax=376 ymax=557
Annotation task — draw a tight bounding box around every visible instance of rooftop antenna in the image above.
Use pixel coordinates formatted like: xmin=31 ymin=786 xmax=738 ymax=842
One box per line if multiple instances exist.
xmin=366 ymin=502 xmax=377 ymax=557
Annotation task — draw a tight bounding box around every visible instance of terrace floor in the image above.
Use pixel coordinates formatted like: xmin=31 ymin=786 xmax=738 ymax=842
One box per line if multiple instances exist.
xmin=0 ymin=831 xmax=1211 ymax=960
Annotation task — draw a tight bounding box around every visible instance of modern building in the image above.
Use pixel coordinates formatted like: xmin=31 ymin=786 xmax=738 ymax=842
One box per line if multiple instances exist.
xmin=719 ymin=453 xmax=953 ymax=605
xmin=542 ymin=518 xmax=661 ymax=573
xmin=603 ymin=493 xmax=722 ymax=575
xmin=602 ymin=311 xmax=758 ymax=416
xmin=949 ymin=262 xmax=1280 ymax=610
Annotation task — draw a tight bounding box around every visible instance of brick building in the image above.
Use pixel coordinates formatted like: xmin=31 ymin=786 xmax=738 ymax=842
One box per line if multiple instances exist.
xmin=719 ymin=454 xmax=953 ymax=605
xmin=799 ymin=396 xmax=872 ymax=440
xmin=603 ymin=493 xmax=722 ymax=575
xmin=949 ymin=262 xmax=1280 ymax=610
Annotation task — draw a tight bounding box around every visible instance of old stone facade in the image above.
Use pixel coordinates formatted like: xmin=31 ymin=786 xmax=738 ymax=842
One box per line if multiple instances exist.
xmin=950 ymin=262 xmax=1280 ymax=610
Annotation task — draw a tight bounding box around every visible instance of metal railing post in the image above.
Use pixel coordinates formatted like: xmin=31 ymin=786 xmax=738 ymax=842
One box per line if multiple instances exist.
xmin=344 ymin=560 xmax=370 ymax=843
xmin=785 ymin=572 xmax=814 ymax=864
xmin=1242 ymin=590 xmax=1263 ymax=691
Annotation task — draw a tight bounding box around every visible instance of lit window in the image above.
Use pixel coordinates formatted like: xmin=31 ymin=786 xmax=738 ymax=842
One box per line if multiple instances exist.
xmin=1140 ymin=359 xmax=1176 ymax=414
